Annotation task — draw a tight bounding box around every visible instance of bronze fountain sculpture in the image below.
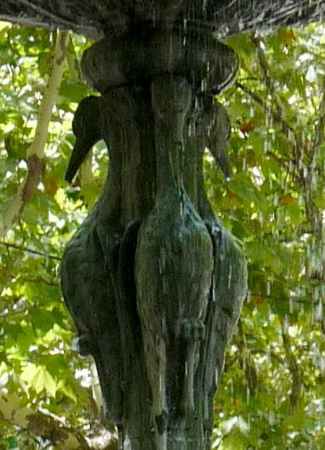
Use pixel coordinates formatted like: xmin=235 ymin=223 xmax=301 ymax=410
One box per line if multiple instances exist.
xmin=1 ymin=1 xmax=323 ymax=449
xmin=61 ymin=18 xmax=247 ymax=450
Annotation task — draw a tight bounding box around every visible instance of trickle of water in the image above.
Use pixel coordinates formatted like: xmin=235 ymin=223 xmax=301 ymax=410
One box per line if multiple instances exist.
xmin=211 ymin=282 xmax=216 ymax=302
xmin=283 ymin=314 xmax=289 ymax=333
xmin=229 ymin=379 xmax=234 ymax=398
xmin=314 ymin=297 xmax=323 ymax=321
xmin=263 ymin=137 xmax=271 ymax=153
xmin=258 ymin=212 xmax=264 ymax=225
xmin=238 ymin=18 xmax=244 ymax=31
xmin=268 ymin=411 xmax=276 ymax=426
xmin=311 ymin=170 xmax=318 ymax=190
xmin=160 ymin=248 xmax=166 ymax=272
xmin=320 ymin=356 xmax=325 ymax=376
xmin=288 ymin=129 xmax=295 ymax=144
xmin=289 ymin=296 xmax=294 ymax=314
xmin=265 ymin=105 xmax=273 ymax=130
xmin=201 ymin=78 xmax=207 ymax=93
xmin=118 ymin=426 xmax=125 ymax=450
xmin=202 ymin=0 xmax=208 ymax=15
xmin=159 ymin=372 xmax=163 ymax=396
xmin=228 ymin=265 xmax=232 ymax=288
xmin=180 ymin=201 xmax=184 ymax=218
xmin=273 ymin=193 xmax=279 ymax=207
xmin=246 ymin=385 xmax=250 ymax=404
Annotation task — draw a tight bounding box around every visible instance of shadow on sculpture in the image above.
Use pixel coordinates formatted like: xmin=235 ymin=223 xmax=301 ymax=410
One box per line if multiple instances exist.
xmin=61 ymin=25 xmax=247 ymax=450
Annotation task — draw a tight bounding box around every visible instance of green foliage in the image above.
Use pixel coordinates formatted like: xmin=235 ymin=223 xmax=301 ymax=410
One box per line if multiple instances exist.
xmin=211 ymin=23 xmax=325 ymax=450
xmin=0 ymin=19 xmax=324 ymax=450
xmin=0 ymin=23 xmax=108 ymax=449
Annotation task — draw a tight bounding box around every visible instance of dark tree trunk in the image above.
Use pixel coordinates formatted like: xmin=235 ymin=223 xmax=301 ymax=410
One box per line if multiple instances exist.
xmin=61 ymin=25 xmax=247 ymax=450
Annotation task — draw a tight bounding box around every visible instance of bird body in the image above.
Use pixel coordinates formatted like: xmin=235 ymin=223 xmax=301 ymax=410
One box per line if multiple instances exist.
xmin=135 ymin=78 xmax=214 ymax=448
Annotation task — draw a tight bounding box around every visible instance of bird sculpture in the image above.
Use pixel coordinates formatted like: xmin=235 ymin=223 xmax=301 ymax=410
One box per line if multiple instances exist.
xmin=135 ymin=77 xmax=214 ymax=447
xmin=61 ymin=94 xmax=123 ymax=424
xmin=205 ymin=99 xmax=231 ymax=179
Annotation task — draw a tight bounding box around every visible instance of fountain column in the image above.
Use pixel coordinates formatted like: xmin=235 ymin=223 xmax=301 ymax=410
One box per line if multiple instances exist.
xmin=61 ymin=25 xmax=247 ymax=450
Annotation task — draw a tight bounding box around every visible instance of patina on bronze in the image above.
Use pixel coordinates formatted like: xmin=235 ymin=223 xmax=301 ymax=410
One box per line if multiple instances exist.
xmin=59 ymin=17 xmax=247 ymax=449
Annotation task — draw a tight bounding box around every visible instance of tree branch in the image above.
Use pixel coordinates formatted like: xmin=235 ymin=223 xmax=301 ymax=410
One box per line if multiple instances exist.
xmin=0 ymin=240 xmax=61 ymax=261
xmin=0 ymin=30 xmax=69 ymax=237
xmin=281 ymin=319 xmax=303 ymax=411
xmin=250 ymin=34 xmax=304 ymax=165
xmin=314 ymin=76 xmax=325 ymax=151
xmin=235 ymin=80 xmax=295 ymax=135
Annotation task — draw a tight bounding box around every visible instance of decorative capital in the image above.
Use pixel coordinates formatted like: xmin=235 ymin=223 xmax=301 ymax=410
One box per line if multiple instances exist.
xmin=81 ymin=28 xmax=238 ymax=95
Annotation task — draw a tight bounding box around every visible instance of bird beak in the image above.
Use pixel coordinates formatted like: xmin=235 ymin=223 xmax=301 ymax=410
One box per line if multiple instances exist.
xmin=65 ymin=139 xmax=92 ymax=183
